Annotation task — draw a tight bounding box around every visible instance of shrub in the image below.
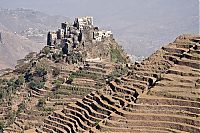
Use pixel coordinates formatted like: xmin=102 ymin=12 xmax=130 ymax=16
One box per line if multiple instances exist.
xmin=7 ymin=111 xmax=16 ymax=125
xmin=0 ymin=122 xmax=4 ymax=133
xmin=37 ymin=99 xmax=46 ymax=108
xmin=115 ymin=78 xmax=121 ymax=84
xmin=66 ymin=76 xmax=74 ymax=84
xmin=42 ymin=46 xmax=50 ymax=55
xmin=7 ymin=79 xmax=18 ymax=92
xmin=29 ymin=80 xmax=45 ymax=90
xmin=0 ymin=92 xmax=3 ymax=100
xmin=15 ymin=75 xmax=25 ymax=86
xmin=110 ymin=66 xmax=128 ymax=78
xmin=110 ymin=48 xmax=126 ymax=63
xmin=53 ymin=80 xmax=62 ymax=89
xmin=52 ymin=67 xmax=60 ymax=77
xmin=52 ymin=53 xmax=59 ymax=61
xmin=42 ymin=107 xmax=54 ymax=112
xmin=24 ymin=70 xmax=33 ymax=82
xmin=35 ymin=67 xmax=47 ymax=77
xmin=57 ymin=78 xmax=65 ymax=84
xmin=17 ymin=102 xmax=26 ymax=114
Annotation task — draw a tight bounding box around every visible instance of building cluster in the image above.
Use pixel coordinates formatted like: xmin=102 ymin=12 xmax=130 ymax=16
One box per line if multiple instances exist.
xmin=47 ymin=17 xmax=113 ymax=55
xmin=93 ymin=29 xmax=112 ymax=42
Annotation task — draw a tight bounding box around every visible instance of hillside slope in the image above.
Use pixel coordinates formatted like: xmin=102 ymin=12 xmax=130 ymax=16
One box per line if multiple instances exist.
xmin=34 ymin=34 xmax=200 ymax=133
xmin=0 ymin=18 xmax=130 ymax=132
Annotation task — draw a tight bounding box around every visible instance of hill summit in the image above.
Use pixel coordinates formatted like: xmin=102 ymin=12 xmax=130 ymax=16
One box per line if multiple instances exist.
xmin=0 ymin=17 xmax=130 ymax=132
xmin=0 ymin=16 xmax=199 ymax=133
xmin=44 ymin=16 xmax=129 ymax=64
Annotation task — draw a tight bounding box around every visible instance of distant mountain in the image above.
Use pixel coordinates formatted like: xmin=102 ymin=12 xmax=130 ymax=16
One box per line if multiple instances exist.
xmin=0 ymin=28 xmax=42 ymax=68
xmin=0 ymin=8 xmax=69 ymax=69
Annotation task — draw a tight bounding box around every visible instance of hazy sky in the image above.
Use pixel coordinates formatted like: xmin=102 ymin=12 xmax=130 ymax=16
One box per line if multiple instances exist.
xmin=0 ymin=0 xmax=199 ymax=57
xmin=0 ymin=0 xmax=198 ymax=19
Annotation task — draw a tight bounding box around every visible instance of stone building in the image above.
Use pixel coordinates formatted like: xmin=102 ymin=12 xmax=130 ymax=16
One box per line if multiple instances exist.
xmin=74 ymin=17 xmax=93 ymax=30
xmin=62 ymin=38 xmax=70 ymax=55
xmin=57 ymin=28 xmax=65 ymax=39
xmin=47 ymin=17 xmax=112 ymax=56
xmin=93 ymin=30 xmax=112 ymax=42
xmin=47 ymin=32 xmax=57 ymax=46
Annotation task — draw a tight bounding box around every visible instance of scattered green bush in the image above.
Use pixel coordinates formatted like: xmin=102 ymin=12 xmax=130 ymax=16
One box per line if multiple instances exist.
xmin=15 ymin=75 xmax=25 ymax=86
xmin=42 ymin=46 xmax=50 ymax=55
xmin=35 ymin=67 xmax=47 ymax=77
xmin=110 ymin=48 xmax=126 ymax=63
xmin=29 ymin=80 xmax=45 ymax=90
xmin=17 ymin=102 xmax=26 ymax=114
xmin=24 ymin=70 xmax=33 ymax=82
xmin=37 ymin=99 xmax=46 ymax=108
xmin=7 ymin=110 xmax=16 ymax=126
xmin=115 ymin=78 xmax=121 ymax=84
xmin=71 ymin=70 xmax=98 ymax=80
xmin=52 ymin=68 xmax=60 ymax=77
xmin=53 ymin=80 xmax=62 ymax=89
xmin=66 ymin=76 xmax=74 ymax=84
xmin=0 ymin=122 xmax=4 ymax=133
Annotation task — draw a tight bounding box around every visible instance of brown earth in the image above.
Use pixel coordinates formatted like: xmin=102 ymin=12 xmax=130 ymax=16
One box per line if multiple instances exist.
xmin=32 ymin=34 xmax=200 ymax=133
xmin=0 ymin=24 xmax=130 ymax=133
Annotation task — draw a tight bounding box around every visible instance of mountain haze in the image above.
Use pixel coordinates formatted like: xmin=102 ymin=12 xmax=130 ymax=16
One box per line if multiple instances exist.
xmin=0 ymin=0 xmax=198 ymax=58
xmin=0 ymin=8 xmax=68 ymax=69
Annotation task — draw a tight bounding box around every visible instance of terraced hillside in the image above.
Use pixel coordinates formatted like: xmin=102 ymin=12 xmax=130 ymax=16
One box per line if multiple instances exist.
xmin=0 ymin=17 xmax=131 ymax=132
xmin=36 ymin=34 xmax=200 ymax=133
xmin=2 ymin=60 xmax=118 ymax=133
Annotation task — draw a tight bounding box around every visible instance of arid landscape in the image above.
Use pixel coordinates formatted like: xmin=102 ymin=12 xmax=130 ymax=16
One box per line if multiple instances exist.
xmin=0 ymin=0 xmax=199 ymax=133
xmin=0 ymin=0 xmax=198 ymax=69
xmin=0 ymin=16 xmax=199 ymax=133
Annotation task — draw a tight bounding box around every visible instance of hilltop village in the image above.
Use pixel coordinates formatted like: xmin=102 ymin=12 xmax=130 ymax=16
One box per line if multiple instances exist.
xmin=48 ymin=17 xmax=112 ymax=46
xmin=46 ymin=17 xmax=115 ymax=63
xmin=0 ymin=16 xmax=199 ymax=133
xmin=0 ymin=17 xmax=130 ymax=133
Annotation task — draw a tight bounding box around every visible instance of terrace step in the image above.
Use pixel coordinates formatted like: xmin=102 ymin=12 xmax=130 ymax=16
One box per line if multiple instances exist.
xmin=126 ymin=103 xmax=200 ymax=116
xmin=99 ymin=124 xmax=188 ymax=133
xmin=43 ymin=118 xmax=68 ymax=132
xmin=48 ymin=115 xmax=76 ymax=133
xmin=62 ymin=106 xmax=92 ymax=130
xmin=100 ymin=119 xmax=198 ymax=133
xmin=40 ymin=126 xmax=54 ymax=133
xmin=42 ymin=123 xmax=65 ymax=133
xmin=121 ymin=77 xmax=147 ymax=86
xmin=136 ymin=96 xmax=200 ymax=108
xmin=65 ymin=103 xmax=98 ymax=125
xmin=82 ymin=96 xmax=112 ymax=116
xmin=76 ymin=99 xmax=108 ymax=119
xmin=162 ymin=46 xmax=188 ymax=54
xmin=111 ymin=113 xmax=200 ymax=127
xmin=166 ymin=65 xmax=200 ymax=77
xmin=109 ymin=81 xmax=138 ymax=97
xmin=53 ymin=110 xmax=86 ymax=132
xmin=88 ymin=92 xmax=125 ymax=116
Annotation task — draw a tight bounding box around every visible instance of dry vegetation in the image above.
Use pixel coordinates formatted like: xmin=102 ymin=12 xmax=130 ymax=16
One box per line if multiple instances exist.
xmin=34 ymin=34 xmax=199 ymax=133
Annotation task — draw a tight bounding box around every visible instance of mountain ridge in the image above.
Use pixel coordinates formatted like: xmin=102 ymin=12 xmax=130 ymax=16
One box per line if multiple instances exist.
xmin=0 ymin=8 xmax=69 ymax=70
